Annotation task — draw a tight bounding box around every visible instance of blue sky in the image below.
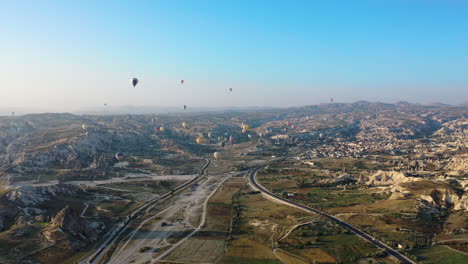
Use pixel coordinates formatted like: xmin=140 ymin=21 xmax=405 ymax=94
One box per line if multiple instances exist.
xmin=1 ymin=0 xmax=467 ymax=111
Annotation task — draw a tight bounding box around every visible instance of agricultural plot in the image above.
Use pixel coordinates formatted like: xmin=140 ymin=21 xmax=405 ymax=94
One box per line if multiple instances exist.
xmin=221 ymin=237 xmax=282 ymax=264
xmin=409 ymin=245 xmax=468 ymax=264
xmin=221 ymin=186 xmax=390 ymax=263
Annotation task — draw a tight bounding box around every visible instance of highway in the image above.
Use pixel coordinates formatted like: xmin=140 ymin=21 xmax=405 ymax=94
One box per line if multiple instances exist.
xmin=80 ymin=159 xmax=211 ymax=264
xmin=248 ymin=166 xmax=416 ymax=264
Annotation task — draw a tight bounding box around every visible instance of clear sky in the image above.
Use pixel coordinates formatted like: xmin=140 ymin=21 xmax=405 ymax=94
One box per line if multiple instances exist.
xmin=1 ymin=0 xmax=467 ymax=112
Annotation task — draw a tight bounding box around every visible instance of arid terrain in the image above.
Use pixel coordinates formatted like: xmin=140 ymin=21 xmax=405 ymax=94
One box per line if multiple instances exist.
xmin=0 ymin=102 xmax=466 ymax=264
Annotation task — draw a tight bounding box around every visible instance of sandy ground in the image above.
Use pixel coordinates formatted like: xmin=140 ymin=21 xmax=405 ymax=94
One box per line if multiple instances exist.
xmin=104 ymin=172 xmax=236 ymax=264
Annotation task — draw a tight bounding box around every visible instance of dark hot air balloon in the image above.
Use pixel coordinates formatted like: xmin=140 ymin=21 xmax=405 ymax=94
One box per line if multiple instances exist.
xmin=115 ymin=152 xmax=124 ymax=161
xmin=131 ymin=78 xmax=138 ymax=87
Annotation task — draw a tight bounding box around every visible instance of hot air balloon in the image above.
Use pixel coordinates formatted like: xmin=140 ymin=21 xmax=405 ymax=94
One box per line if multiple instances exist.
xmin=229 ymin=88 xmax=233 ymax=92
xmin=154 ymin=127 xmax=161 ymax=133
xmin=319 ymin=133 xmax=324 ymax=139
xmin=208 ymin=132 xmax=212 ymax=138
xmin=242 ymin=129 xmax=247 ymax=134
xmin=242 ymin=124 xmax=250 ymax=131
xmin=259 ymin=132 xmax=264 ymax=138
xmin=183 ymin=105 xmax=187 ymax=110
xmin=181 ymin=80 xmax=184 ymax=85
xmin=247 ymin=134 xmax=252 ymax=139
xmin=182 ymin=122 xmax=188 ymax=129
xmin=104 ymin=103 xmax=107 ymax=107
xmin=217 ymin=136 xmax=223 ymax=142
xmin=224 ymin=132 xmax=229 ymax=137
xmin=285 ymin=122 xmax=291 ymax=126
xmin=291 ymin=125 xmax=296 ymax=129
xmin=82 ymin=124 xmax=88 ymax=130
xmin=330 ymin=98 xmax=334 ymax=103
xmin=213 ymin=152 xmax=220 ymax=160
xmin=115 ymin=152 xmax=124 ymax=161
xmin=131 ymin=78 xmax=138 ymax=87
xmin=196 ymin=137 xmax=203 ymax=144
xmin=160 ymin=127 xmax=165 ymax=132
xmin=229 ymin=136 xmax=234 ymax=144
xmin=85 ymin=132 xmax=89 ymax=137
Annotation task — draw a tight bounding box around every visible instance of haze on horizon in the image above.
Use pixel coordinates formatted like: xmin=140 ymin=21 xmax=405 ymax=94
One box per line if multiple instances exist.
xmin=1 ymin=0 xmax=467 ymax=113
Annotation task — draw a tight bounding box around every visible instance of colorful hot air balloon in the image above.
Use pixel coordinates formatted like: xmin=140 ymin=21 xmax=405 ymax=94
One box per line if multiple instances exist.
xmin=242 ymin=124 xmax=250 ymax=131
xmin=213 ymin=152 xmax=220 ymax=160
xmin=196 ymin=137 xmax=203 ymax=144
xmin=229 ymin=136 xmax=234 ymax=144
xmin=82 ymin=124 xmax=88 ymax=130
xmin=319 ymin=133 xmax=324 ymax=139
xmin=182 ymin=122 xmax=188 ymax=129
xmin=160 ymin=127 xmax=165 ymax=132
xmin=154 ymin=127 xmax=161 ymax=133
xmin=115 ymin=152 xmax=124 ymax=161
xmin=131 ymin=78 xmax=138 ymax=87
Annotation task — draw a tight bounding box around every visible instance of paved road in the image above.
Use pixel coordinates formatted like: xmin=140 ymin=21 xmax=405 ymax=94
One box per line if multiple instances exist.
xmin=80 ymin=159 xmax=211 ymax=264
xmin=248 ymin=167 xmax=416 ymax=264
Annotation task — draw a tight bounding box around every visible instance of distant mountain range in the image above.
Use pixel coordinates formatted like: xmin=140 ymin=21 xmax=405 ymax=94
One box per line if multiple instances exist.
xmin=1 ymin=101 xmax=466 ymax=117
xmin=75 ymin=105 xmax=275 ymax=115
xmin=0 ymin=106 xmax=274 ymax=117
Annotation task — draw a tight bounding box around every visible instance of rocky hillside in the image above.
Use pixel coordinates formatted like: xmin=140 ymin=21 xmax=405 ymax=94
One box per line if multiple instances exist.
xmin=43 ymin=205 xmax=101 ymax=248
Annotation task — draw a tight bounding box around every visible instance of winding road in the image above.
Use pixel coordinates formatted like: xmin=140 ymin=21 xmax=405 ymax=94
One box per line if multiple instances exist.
xmin=248 ymin=166 xmax=416 ymax=264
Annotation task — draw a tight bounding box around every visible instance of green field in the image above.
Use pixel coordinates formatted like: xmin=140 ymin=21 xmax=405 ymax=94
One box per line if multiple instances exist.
xmin=410 ymin=245 xmax=468 ymax=264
